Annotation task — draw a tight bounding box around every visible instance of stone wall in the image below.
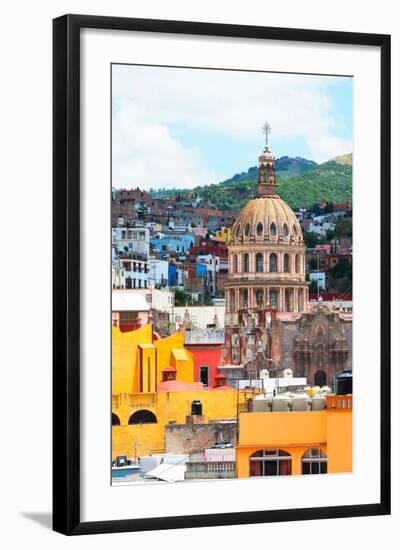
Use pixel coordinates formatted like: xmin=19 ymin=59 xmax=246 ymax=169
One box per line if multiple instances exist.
xmin=165 ymin=422 xmax=237 ymax=455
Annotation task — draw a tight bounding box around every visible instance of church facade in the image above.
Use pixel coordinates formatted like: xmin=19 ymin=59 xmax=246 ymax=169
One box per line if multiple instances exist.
xmin=220 ymin=135 xmax=352 ymax=387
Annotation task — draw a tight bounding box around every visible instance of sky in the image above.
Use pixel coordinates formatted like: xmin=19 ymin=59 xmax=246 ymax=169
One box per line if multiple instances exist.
xmin=112 ymin=64 xmax=352 ymax=190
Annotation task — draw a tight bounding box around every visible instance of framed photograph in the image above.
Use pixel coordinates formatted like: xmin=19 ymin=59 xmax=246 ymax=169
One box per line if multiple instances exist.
xmin=53 ymin=14 xmax=391 ymax=535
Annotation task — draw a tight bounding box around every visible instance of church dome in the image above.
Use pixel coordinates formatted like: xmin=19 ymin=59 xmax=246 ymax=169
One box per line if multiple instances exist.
xmin=231 ymin=195 xmax=303 ymax=244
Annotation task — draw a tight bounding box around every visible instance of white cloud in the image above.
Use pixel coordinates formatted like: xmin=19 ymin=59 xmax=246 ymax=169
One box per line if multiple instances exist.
xmin=112 ymin=65 xmax=351 ymax=188
xmin=306 ymin=135 xmax=353 ymax=164
xmin=112 ymin=102 xmax=220 ymax=189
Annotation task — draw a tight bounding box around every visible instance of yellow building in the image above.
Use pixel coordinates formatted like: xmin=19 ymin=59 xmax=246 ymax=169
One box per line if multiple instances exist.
xmin=214 ymin=227 xmax=231 ymax=243
xmin=236 ymin=396 xmax=352 ymax=477
xmin=112 ymin=325 xmax=255 ymax=459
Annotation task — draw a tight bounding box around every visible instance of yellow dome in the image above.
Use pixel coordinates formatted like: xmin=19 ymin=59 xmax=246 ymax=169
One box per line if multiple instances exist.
xmin=231 ymin=196 xmax=303 ymax=244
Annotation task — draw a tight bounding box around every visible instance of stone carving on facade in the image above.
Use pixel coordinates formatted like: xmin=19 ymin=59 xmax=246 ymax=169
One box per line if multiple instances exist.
xmin=292 ymin=305 xmax=350 ymax=387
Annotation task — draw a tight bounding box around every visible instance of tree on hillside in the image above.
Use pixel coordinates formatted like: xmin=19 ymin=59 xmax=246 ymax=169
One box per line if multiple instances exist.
xmin=334 ymin=218 xmax=352 ymax=238
xmin=303 ymin=232 xmax=320 ymax=249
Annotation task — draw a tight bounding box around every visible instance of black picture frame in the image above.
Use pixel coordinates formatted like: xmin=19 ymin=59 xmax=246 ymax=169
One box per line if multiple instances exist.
xmin=53 ymin=14 xmax=391 ymax=536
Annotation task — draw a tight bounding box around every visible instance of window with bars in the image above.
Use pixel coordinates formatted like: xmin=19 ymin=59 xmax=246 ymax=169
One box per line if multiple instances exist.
xmin=302 ymin=448 xmax=328 ymax=474
xmin=249 ymin=449 xmax=292 ymax=476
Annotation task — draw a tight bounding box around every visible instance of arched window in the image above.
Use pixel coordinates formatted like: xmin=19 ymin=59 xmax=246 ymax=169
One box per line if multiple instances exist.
xmin=243 ymin=253 xmax=249 ymax=273
xmin=269 ymin=253 xmax=277 ymax=273
xmin=245 ymin=223 xmax=251 ymax=237
xmin=232 ymin=254 xmax=238 ymax=273
xmin=128 ymin=410 xmax=157 ymax=425
xmin=302 ymin=448 xmax=327 ymax=475
xmin=255 ymin=289 xmax=263 ymax=306
xmin=283 ymin=253 xmax=290 ymax=273
xmin=235 ymin=224 xmax=241 ymax=237
xmin=112 ymin=413 xmax=120 ymax=426
xmin=270 ymin=222 xmax=277 ymax=237
xmin=256 ymin=222 xmax=263 ymax=236
xmin=284 ymin=289 xmax=290 ymax=312
xmin=270 ymin=290 xmax=278 ymax=308
xmin=256 ymin=253 xmax=263 ymax=273
xmin=241 ymin=289 xmax=248 ymax=308
xmin=295 ymin=254 xmax=300 ymax=273
xmin=283 ymin=223 xmax=289 ymax=237
xmin=249 ymin=449 xmax=292 ymax=476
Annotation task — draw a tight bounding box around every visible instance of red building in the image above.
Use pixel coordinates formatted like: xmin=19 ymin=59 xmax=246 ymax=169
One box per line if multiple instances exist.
xmin=184 ymin=329 xmax=224 ymax=387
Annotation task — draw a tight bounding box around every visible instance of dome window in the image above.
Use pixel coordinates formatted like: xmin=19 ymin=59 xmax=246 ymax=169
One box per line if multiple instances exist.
xmin=293 ymin=224 xmax=297 ymax=236
xmin=235 ymin=224 xmax=241 ymax=237
xmin=256 ymin=222 xmax=263 ymax=236
xmin=270 ymin=222 xmax=277 ymax=237
xmin=245 ymin=223 xmax=251 ymax=237
xmin=283 ymin=223 xmax=289 ymax=237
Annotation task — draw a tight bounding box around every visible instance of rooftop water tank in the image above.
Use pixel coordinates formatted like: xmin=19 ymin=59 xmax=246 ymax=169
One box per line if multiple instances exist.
xmin=252 ymin=394 xmax=273 ymax=412
xmin=272 ymin=394 xmax=291 ymax=412
xmin=291 ymin=393 xmax=312 ymax=412
xmin=311 ymin=394 xmax=326 ymax=411
xmin=191 ymin=400 xmax=203 ymax=416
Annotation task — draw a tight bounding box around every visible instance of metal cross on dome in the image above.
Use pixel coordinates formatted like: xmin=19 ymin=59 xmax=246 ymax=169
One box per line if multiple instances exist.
xmin=262 ymin=121 xmax=271 ymax=145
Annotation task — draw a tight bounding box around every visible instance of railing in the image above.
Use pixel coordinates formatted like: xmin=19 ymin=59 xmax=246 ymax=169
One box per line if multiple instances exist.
xmin=326 ymin=394 xmax=352 ymax=410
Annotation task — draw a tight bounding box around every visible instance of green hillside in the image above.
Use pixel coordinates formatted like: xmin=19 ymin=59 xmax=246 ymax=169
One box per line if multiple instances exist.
xmin=191 ymin=154 xmax=352 ymax=210
xmin=150 ymin=154 xmax=352 ymax=211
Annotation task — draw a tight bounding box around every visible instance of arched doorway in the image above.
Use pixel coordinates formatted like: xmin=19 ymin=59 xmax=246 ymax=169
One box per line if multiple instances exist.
xmin=249 ymin=449 xmax=292 ymax=476
xmin=112 ymin=413 xmax=120 ymax=426
xmin=314 ymin=370 xmax=327 ymax=387
xmin=128 ymin=410 xmax=157 ymax=425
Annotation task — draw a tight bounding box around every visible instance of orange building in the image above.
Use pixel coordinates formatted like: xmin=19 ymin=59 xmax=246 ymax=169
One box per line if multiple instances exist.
xmin=236 ymin=395 xmax=352 ymax=477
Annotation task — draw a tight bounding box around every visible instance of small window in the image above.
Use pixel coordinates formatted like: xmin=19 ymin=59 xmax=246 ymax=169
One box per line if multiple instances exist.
xmin=283 ymin=223 xmax=289 ymax=237
xmin=284 ymin=253 xmax=290 ymax=273
xmin=243 ymin=253 xmax=250 ymax=272
xmin=256 ymin=222 xmax=263 ymax=236
xmin=200 ymin=366 xmax=209 ymax=386
xmin=232 ymin=254 xmax=238 ymax=273
xmin=270 ymin=290 xmax=278 ymax=308
xmin=269 ymin=253 xmax=277 ymax=273
xmin=235 ymin=224 xmax=241 ymax=237
xmin=270 ymin=222 xmax=277 ymax=237
xmin=256 ymin=253 xmax=263 ymax=273
xmin=293 ymin=224 xmax=298 ymax=236
xmin=302 ymin=448 xmax=327 ymax=475
xmin=245 ymin=223 xmax=251 ymax=237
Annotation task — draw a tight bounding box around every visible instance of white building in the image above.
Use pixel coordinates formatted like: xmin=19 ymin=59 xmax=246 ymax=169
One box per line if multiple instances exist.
xmin=112 ymin=290 xmax=150 ymax=328
xmin=308 ymin=222 xmax=336 ymax=236
xmin=173 ymin=305 xmax=225 ymax=329
xmin=112 ymin=226 xmax=150 ymax=259
xmin=197 ymin=254 xmax=221 ymax=294
xmin=113 ymin=257 xmax=149 ymax=289
xmin=112 ymin=289 xmax=174 ymax=325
